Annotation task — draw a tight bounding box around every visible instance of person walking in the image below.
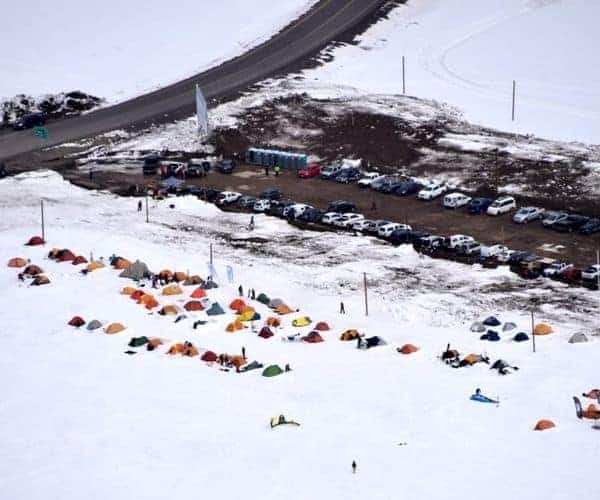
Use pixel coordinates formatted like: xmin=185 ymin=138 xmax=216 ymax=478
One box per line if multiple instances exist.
xmin=352 ymin=461 xmax=357 ymax=474
xmin=137 ymin=200 xmax=143 ymax=212
xmin=247 ymin=287 xmax=252 ymax=298
xmin=238 ymin=284 xmax=243 ymax=297
xmin=274 ymin=165 xmax=281 ymax=177
xmin=340 ymin=301 xmax=346 ymax=314
xmin=242 ymin=346 xmax=246 ymax=359
xmin=370 ymin=199 xmax=377 ymax=211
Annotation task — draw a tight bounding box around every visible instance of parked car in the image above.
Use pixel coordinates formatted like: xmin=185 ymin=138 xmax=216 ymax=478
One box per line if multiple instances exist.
xmin=542 ymin=210 xmax=567 ymax=228
xmin=320 ymin=164 xmax=345 ymax=180
xmin=507 ymin=251 xmax=533 ymax=265
xmin=216 ymin=191 xmax=242 ymax=206
xmin=321 ymin=212 xmax=343 ymax=225
xmin=142 ymin=154 xmax=160 ymax=175
xmin=334 ymin=213 xmax=364 ymax=228
xmin=443 ymin=192 xmax=472 ymax=209
xmin=542 ymin=262 xmax=573 ymax=277
xmin=370 ymin=176 xmax=392 ymax=192
xmin=467 ymin=198 xmax=493 ymax=214
xmin=487 ymin=196 xmax=516 ymax=216
xmin=283 ymin=203 xmax=312 ymax=218
xmin=196 ymin=187 xmax=220 ymax=202
xmin=496 ymin=249 xmax=516 ymax=263
xmin=237 ymin=195 xmax=257 ymax=209
xmin=327 ymin=200 xmax=356 ymax=213
xmin=378 ymin=223 xmax=412 ymax=239
xmin=357 ymin=172 xmax=382 ymax=188
xmin=13 ymin=112 xmax=46 ymax=130
xmin=297 ymin=207 xmax=325 ymax=223
xmin=512 ymin=206 xmax=545 ymax=224
xmin=457 ymin=241 xmax=482 ymax=256
xmin=253 ymin=199 xmax=271 ymax=212
xmin=393 ymin=181 xmax=421 ymax=197
xmin=582 ymin=265 xmax=600 ymax=281
xmin=334 ymin=168 xmax=362 ymax=184
xmin=218 ymin=159 xmax=235 ymax=174
xmin=579 ymin=218 xmax=600 ymax=235
xmin=551 ymin=214 xmax=590 ymax=232
xmin=352 ymin=219 xmax=376 ymax=232
xmin=417 ymin=182 xmax=446 ymax=200
xmin=446 ymin=234 xmax=475 ymax=249
xmin=298 ymin=162 xmax=320 ymax=178
xmin=260 ymin=188 xmax=281 ymax=200
xmin=480 ymin=244 xmax=509 ymax=259
xmin=389 ymin=228 xmax=415 ymax=245
xmin=416 ymin=235 xmax=444 ymax=250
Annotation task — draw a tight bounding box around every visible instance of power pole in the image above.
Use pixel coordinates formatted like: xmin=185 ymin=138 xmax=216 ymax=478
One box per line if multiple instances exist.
xmin=210 ymin=243 xmax=213 ymax=270
xmin=363 ymin=272 xmax=369 ymax=317
xmin=511 ymin=80 xmax=516 ymax=121
xmin=531 ymin=308 xmax=536 ymax=353
xmin=40 ymin=200 xmax=45 ymax=241
xmin=145 ymin=195 xmax=149 ymax=223
xmin=402 ymin=56 xmax=406 ymax=95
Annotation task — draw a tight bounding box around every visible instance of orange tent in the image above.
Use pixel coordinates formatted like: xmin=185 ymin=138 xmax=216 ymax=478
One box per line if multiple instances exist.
xmin=142 ymin=296 xmax=159 ymax=309
xmin=182 ymin=344 xmax=199 ymax=357
xmin=173 ymin=272 xmax=187 ymax=282
xmin=167 ymin=343 xmax=185 ymax=355
xmin=184 ymin=300 xmax=204 ymax=312
xmin=113 ymin=258 xmax=131 ymax=270
xmin=230 ymin=355 xmax=246 ymax=369
xmin=275 ymin=304 xmax=294 ymax=315
xmin=191 ymin=287 xmax=207 ymax=299
xmin=229 ymin=298 xmax=246 ymax=312
xmin=184 ymin=275 xmax=203 ymax=286
xmin=158 ymin=270 xmax=173 ymax=280
xmin=340 ymin=329 xmax=359 ymax=341
xmin=148 ymin=338 xmax=163 ymax=349
xmin=72 ymin=255 xmax=88 ymax=265
xmin=534 ymin=323 xmax=553 ymax=335
xmin=7 ymin=257 xmax=27 ymax=268
xmin=105 ymin=322 xmax=126 ymax=334
xmin=266 ymin=317 xmax=281 ymax=327
xmin=121 ymin=286 xmax=136 ymax=295
xmin=226 ymin=320 xmax=244 ymax=332
xmin=398 ymin=344 xmax=419 ymax=355
xmin=159 ymin=305 xmax=179 ymax=316
xmin=534 ymin=419 xmax=555 ymax=431
xmin=130 ymin=290 xmax=145 ymax=301
xmin=162 ymin=284 xmax=183 ymax=296
xmin=87 ymin=261 xmax=105 ymax=272
xmin=583 ymin=404 xmax=600 ymax=420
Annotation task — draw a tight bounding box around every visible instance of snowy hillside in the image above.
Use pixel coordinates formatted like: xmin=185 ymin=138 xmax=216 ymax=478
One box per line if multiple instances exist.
xmin=1 ymin=170 xmax=599 ymax=500
xmin=305 ymin=0 xmax=600 ymax=144
xmin=0 ymin=0 xmax=316 ymax=102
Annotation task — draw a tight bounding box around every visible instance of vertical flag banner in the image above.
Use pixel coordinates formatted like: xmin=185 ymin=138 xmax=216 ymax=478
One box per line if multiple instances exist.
xmin=196 ymin=84 xmax=209 ymax=137
xmin=226 ymin=265 xmax=234 ymax=283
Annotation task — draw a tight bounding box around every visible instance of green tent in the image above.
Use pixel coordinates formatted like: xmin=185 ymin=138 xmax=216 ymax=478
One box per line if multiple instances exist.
xmin=262 ymin=364 xmax=284 ymax=377
xmin=256 ymin=293 xmax=270 ymax=305
xmin=128 ymin=336 xmax=149 ymax=347
xmin=240 ymin=360 xmax=264 ymax=373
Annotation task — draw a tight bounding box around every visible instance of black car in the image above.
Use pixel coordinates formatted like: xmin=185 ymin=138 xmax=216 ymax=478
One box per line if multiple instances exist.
xmin=13 ymin=112 xmax=46 ymax=130
xmin=393 ymin=181 xmax=421 ymax=196
xmin=142 ymin=154 xmax=160 ymax=175
xmin=218 ymin=159 xmax=236 ymax=174
xmin=266 ymin=204 xmax=286 ymax=218
xmin=379 ymin=179 xmax=405 ymax=194
xmin=334 ymin=169 xmax=361 ymax=184
xmin=372 ymin=177 xmax=397 ymax=193
xmin=238 ymin=195 xmax=257 ymax=209
xmin=260 ymin=188 xmax=281 ymax=200
xmin=389 ymin=228 xmax=413 ymax=246
xmin=579 ymin=218 xmax=600 ymax=235
xmin=196 ymin=187 xmax=220 ymax=202
xmin=467 ymin=198 xmax=493 ymax=214
xmin=297 ymin=207 xmax=324 ymax=223
xmin=327 ymin=200 xmax=356 ymax=213
xmin=508 ymin=251 xmax=532 ymax=265
xmin=551 ymin=214 xmax=590 ymax=232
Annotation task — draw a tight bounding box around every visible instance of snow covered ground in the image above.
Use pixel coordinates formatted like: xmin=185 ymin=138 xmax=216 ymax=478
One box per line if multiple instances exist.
xmin=0 ymin=0 xmax=316 ymax=102
xmin=303 ymin=0 xmax=600 ymax=144
xmin=1 ymin=170 xmax=600 ymax=500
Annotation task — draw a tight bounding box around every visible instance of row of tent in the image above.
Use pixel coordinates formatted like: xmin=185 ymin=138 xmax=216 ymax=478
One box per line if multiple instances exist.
xmin=7 ymin=257 xmax=50 ymax=285
xmin=68 ymin=316 xmax=126 ymax=334
xmin=472 ymin=317 xmax=589 ymax=343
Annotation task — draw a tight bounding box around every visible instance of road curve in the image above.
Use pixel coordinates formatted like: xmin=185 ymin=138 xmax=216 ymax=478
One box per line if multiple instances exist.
xmin=0 ymin=0 xmax=384 ymax=161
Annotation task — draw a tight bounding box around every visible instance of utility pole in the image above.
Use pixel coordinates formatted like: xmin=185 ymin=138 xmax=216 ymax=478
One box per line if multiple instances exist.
xmin=40 ymin=200 xmax=45 ymax=241
xmin=531 ymin=305 xmax=536 ymax=353
xmin=145 ymin=194 xmax=149 ymax=223
xmin=402 ymin=56 xmax=406 ymax=95
xmin=511 ymin=80 xmax=516 ymax=121
xmin=210 ymin=243 xmax=213 ymax=271
xmin=363 ymin=272 xmax=369 ymax=317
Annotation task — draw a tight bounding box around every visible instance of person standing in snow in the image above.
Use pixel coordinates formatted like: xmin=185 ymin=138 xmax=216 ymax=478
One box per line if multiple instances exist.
xmin=242 ymin=346 xmax=246 ymax=359
xmin=251 ymin=288 xmax=256 ymax=300
xmin=265 ymin=165 xmax=269 ymax=176
xmin=352 ymin=461 xmax=357 ymax=474
xmin=340 ymin=301 xmax=346 ymax=314
xmin=238 ymin=285 xmax=243 ymax=297
xmin=137 ymin=200 xmax=143 ymax=212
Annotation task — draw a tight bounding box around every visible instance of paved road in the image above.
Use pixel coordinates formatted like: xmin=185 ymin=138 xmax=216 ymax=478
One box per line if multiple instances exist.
xmin=0 ymin=0 xmax=384 ymax=161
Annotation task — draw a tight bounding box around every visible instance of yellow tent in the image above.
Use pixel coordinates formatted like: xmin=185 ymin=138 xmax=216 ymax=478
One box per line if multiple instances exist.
xmin=226 ymin=320 xmax=244 ymax=332
xmin=121 ymin=286 xmax=137 ymax=295
xmin=160 ymin=305 xmax=179 ymax=316
xmin=105 ymin=322 xmax=126 ymax=334
xmin=534 ymin=323 xmax=553 ymax=335
xmin=237 ymin=309 xmax=256 ymax=322
xmin=162 ymin=284 xmax=183 ymax=296
xmin=292 ymin=316 xmax=311 ymax=327
xmin=87 ymin=261 xmax=105 ymax=272
xmin=340 ymin=329 xmax=359 ymax=341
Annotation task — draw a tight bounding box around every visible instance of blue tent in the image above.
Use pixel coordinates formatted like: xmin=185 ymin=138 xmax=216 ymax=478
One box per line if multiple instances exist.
xmin=480 ymin=330 xmax=500 ymax=342
xmin=483 ymin=316 xmax=501 ymax=327
xmin=365 ymin=336 xmax=386 ymax=348
xmin=160 ymin=176 xmax=184 ymax=188
xmin=252 ymin=312 xmax=261 ymax=320
xmin=206 ymin=302 xmax=225 ymax=316
xmin=513 ymin=332 xmax=529 ymax=342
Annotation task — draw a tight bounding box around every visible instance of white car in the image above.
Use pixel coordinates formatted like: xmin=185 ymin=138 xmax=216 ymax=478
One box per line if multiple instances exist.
xmin=513 ymin=206 xmax=545 ymax=224
xmin=321 ymin=212 xmax=343 ymax=225
xmin=496 ymin=249 xmax=516 ymax=263
xmin=253 ymin=199 xmax=271 ymax=212
xmin=216 ymin=191 xmax=242 ymax=205
xmin=542 ymin=211 xmax=567 ymax=228
xmin=378 ymin=223 xmax=412 ymax=238
xmin=352 ymin=219 xmax=374 ymax=231
xmin=447 ymin=234 xmax=475 ymax=249
xmin=458 ymin=241 xmax=482 ymax=256
xmin=480 ymin=244 xmax=509 ymax=259
xmin=357 ymin=172 xmax=383 ymax=188
xmin=487 ymin=196 xmax=516 ymax=216
xmin=543 ymin=262 xmax=573 ymax=277
xmin=417 ymin=182 xmax=446 ymax=200
xmin=443 ymin=192 xmax=472 ymax=209
xmin=582 ymin=265 xmax=600 ymax=281
xmin=283 ymin=203 xmax=312 ymax=217
xmin=334 ymin=213 xmax=365 ymax=228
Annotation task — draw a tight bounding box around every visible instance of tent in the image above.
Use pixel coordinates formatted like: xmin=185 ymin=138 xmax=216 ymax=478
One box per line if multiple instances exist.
xmin=252 ymin=312 xmax=261 ymax=321
xmin=502 ymin=322 xmax=517 ymax=332
xmin=269 ymin=298 xmax=285 ymax=308
xmin=57 ymin=249 xmax=76 ymax=262
xmin=201 ymin=350 xmax=217 ymax=362
xmin=397 ymin=344 xmax=419 ymax=355
xmin=583 ymin=389 xmax=600 ymax=400
xmin=292 ymin=316 xmax=311 ymax=327
xmin=480 ymin=331 xmax=500 ymax=342
xmin=31 ymin=275 xmax=50 ymax=286
xmin=121 ymin=286 xmax=137 ymax=295
xmin=229 ymin=355 xmax=246 ymax=369
xmin=130 ymin=290 xmax=145 ymax=301
xmin=173 ymin=271 xmax=187 ymax=282
xmin=237 ymin=309 xmax=256 ymax=322
xmin=120 ymin=260 xmax=152 ymax=280
xmin=226 ymin=320 xmax=244 ymax=332
xmin=340 ymin=329 xmax=360 ymax=341
xmin=240 ymin=360 xmax=264 ymax=372
xmin=86 ymin=320 xmax=102 ymax=331
xmin=513 ymin=332 xmax=529 ymax=342
xmin=140 ymin=294 xmax=159 ymax=309
xmin=147 ymin=338 xmax=163 ymax=350
xmin=72 ymin=256 xmax=88 ymax=265
xmin=201 ymin=280 xmax=218 ymax=290
xmin=266 ymin=317 xmax=281 ymax=327
xmin=25 ymin=236 xmax=45 ymax=246
xmin=167 ymin=343 xmax=184 ymax=355
xmin=182 ymin=344 xmax=199 ymax=357
xmin=534 ymin=323 xmax=553 ymax=335
xmin=87 ymin=261 xmax=105 ymax=272
xmin=275 ymin=304 xmax=294 ymax=315
xmin=191 ymin=287 xmax=207 ymax=299
xmin=470 ymin=322 xmax=486 ymax=333
xmin=68 ymin=316 xmax=85 ymax=327
xmin=364 ymin=336 xmax=386 ymax=348
xmin=162 ymin=284 xmax=183 ymax=296
xmin=229 ymin=298 xmax=246 ymax=311
xmin=259 ymin=326 xmax=274 ymax=339
xmin=7 ymin=257 xmax=26 ymax=268
xmin=483 ymin=316 xmax=501 ymax=327
xmin=270 ymin=415 xmax=300 ymax=428
xmin=23 ymin=264 xmax=43 ymax=275
xmin=105 ymin=322 xmax=126 ymax=334
xmin=183 ymin=275 xmax=203 ymax=286
xmin=128 ymin=336 xmax=149 ymax=347
xmin=262 ymin=364 xmax=284 ymax=377
xmin=534 ymin=419 xmax=555 ymax=431
xmin=113 ymin=257 xmax=131 ymax=270
xmin=158 ymin=270 xmax=173 ymax=280
xmin=314 ymin=321 xmax=330 ymax=331
xmin=569 ymin=332 xmax=589 ymax=344
xmin=206 ymin=302 xmax=225 ymax=316
xmin=159 ymin=305 xmax=179 ymax=316
xmin=184 ymin=300 xmax=204 ymax=312
xmin=303 ymin=331 xmax=324 ymax=343
xmin=256 ymin=293 xmax=270 ymax=305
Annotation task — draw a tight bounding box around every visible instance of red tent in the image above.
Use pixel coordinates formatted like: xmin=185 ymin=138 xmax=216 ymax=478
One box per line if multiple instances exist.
xmin=184 ymin=300 xmax=204 ymax=312
xmin=303 ymin=331 xmax=324 ymax=343
xmin=57 ymin=249 xmax=76 ymax=262
xmin=259 ymin=326 xmax=274 ymax=339
xmin=130 ymin=290 xmax=145 ymax=301
xmin=72 ymin=255 xmax=88 ymax=265
xmin=229 ymin=298 xmax=246 ymax=312
xmin=201 ymin=350 xmax=217 ymax=362
xmin=191 ymin=287 xmax=207 ymax=299
xmin=68 ymin=316 xmax=85 ymax=328
xmin=314 ymin=321 xmax=330 ymax=331
xmin=25 ymin=236 xmax=45 ymax=246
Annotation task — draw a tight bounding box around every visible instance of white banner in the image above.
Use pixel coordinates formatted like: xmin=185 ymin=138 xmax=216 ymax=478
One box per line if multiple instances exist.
xmin=196 ymin=84 xmax=209 ymax=137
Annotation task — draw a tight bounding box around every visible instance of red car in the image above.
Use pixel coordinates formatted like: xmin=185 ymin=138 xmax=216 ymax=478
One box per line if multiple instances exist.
xmin=298 ymin=162 xmax=320 ymax=178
